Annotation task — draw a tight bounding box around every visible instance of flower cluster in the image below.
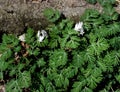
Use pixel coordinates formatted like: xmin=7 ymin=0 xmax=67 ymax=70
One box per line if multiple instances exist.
xmin=37 ymin=30 xmax=48 ymax=42
xmin=74 ymin=22 xmax=84 ymax=35
xmin=18 ymin=34 xmax=26 ymax=42
xmin=18 ymin=30 xmax=48 ymax=42
xmin=18 ymin=21 xmax=84 ymax=42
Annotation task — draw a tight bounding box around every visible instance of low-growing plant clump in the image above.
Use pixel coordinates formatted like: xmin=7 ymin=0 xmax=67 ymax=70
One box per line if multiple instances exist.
xmin=0 ymin=0 xmax=120 ymax=92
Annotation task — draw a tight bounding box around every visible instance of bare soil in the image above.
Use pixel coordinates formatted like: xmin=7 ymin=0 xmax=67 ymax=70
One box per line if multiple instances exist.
xmin=0 ymin=0 xmax=119 ymax=35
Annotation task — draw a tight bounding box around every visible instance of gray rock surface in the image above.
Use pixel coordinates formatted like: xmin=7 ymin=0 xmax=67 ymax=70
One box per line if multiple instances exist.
xmin=0 ymin=0 xmax=102 ymax=35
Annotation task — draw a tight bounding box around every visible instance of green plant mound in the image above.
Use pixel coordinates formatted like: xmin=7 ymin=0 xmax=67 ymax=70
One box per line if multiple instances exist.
xmin=86 ymin=0 xmax=116 ymax=5
xmin=0 ymin=2 xmax=120 ymax=92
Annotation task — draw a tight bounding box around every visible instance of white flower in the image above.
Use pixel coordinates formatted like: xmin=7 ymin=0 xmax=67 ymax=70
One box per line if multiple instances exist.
xmin=37 ymin=30 xmax=48 ymax=42
xmin=18 ymin=34 xmax=25 ymax=42
xmin=74 ymin=22 xmax=84 ymax=35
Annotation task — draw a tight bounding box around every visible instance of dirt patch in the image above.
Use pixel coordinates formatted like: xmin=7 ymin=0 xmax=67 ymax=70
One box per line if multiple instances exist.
xmin=0 ymin=0 xmax=118 ymax=35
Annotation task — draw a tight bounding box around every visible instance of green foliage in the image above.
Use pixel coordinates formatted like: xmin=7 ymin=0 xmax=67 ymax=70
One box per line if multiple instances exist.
xmin=86 ymin=0 xmax=97 ymax=4
xmin=49 ymin=50 xmax=67 ymax=68
xmin=6 ymin=71 xmax=31 ymax=92
xmin=97 ymin=0 xmax=116 ymax=6
xmin=86 ymin=0 xmax=116 ymax=5
xmin=0 ymin=1 xmax=120 ymax=92
xmin=43 ymin=8 xmax=61 ymax=22
xmin=47 ymin=19 xmax=80 ymax=49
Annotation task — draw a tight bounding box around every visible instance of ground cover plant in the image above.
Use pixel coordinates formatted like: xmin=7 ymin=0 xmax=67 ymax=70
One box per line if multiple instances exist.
xmin=0 ymin=0 xmax=120 ymax=92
